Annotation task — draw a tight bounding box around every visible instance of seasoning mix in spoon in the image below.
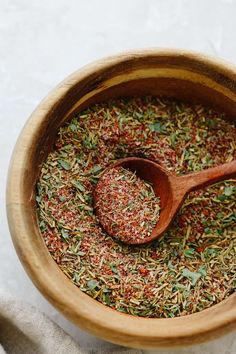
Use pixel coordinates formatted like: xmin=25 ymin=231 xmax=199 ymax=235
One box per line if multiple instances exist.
xmin=36 ymin=97 xmax=236 ymax=318
xmin=94 ymin=166 xmax=161 ymax=243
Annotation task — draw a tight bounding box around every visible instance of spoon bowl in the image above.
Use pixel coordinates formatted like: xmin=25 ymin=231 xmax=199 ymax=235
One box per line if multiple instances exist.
xmin=94 ymin=157 xmax=236 ymax=244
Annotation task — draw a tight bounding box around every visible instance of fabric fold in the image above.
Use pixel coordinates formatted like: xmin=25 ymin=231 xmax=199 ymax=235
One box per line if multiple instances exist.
xmin=0 ymin=293 xmax=142 ymax=354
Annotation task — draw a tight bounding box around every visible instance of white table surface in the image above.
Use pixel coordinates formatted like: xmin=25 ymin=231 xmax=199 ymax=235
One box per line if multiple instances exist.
xmin=0 ymin=0 xmax=236 ymax=352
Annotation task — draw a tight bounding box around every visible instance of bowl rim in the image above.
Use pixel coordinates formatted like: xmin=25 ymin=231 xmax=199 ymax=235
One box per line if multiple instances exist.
xmin=6 ymin=48 xmax=236 ymax=348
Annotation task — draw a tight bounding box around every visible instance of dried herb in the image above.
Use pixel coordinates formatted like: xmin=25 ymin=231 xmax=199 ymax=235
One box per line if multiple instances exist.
xmin=36 ymin=97 xmax=236 ymax=318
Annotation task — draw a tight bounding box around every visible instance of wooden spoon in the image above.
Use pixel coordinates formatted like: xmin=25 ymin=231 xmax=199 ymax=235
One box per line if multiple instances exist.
xmin=94 ymin=157 xmax=236 ymax=245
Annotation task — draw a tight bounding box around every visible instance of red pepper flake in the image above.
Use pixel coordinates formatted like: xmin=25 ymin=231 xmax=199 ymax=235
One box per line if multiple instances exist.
xmin=139 ymin=267 xmax=149 ymax=276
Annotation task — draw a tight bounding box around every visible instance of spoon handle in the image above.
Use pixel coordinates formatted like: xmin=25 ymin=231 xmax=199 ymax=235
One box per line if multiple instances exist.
xmin=178 ymin=160 xmax=236 ymax=193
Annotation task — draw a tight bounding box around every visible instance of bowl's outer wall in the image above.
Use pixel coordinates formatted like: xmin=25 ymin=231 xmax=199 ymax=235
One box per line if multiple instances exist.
xmin=6 ymin=49 xmax=236 ymax=348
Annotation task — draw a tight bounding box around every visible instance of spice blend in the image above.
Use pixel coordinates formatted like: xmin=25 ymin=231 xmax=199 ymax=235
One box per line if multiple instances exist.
xmin=94 ymin=166 xmax=160 ymax=243
xmin=36 ymin=97 xmax=236 ymax=318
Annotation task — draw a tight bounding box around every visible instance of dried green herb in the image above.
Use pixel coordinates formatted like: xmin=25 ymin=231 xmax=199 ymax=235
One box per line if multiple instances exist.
xmin=182 ymin=268 xmax=202 ymax=286
xmin=58 ymin=159 xmax=71 ymax=170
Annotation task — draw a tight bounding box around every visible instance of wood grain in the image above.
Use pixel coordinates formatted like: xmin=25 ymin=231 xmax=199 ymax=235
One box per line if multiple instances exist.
xmin=6 ymin=49 xmax=236 ymax=348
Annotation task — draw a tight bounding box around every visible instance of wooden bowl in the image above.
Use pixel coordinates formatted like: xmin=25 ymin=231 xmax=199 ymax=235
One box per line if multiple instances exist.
xmin=7 ymin=49 xmax=236 ymax=349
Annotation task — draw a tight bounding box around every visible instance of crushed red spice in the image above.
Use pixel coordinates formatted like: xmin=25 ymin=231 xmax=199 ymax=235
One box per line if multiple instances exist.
xmin=94 ymin=166 xmax=160 ymax=243
xmin=36 ymin=97 xmax=236 ymax=318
